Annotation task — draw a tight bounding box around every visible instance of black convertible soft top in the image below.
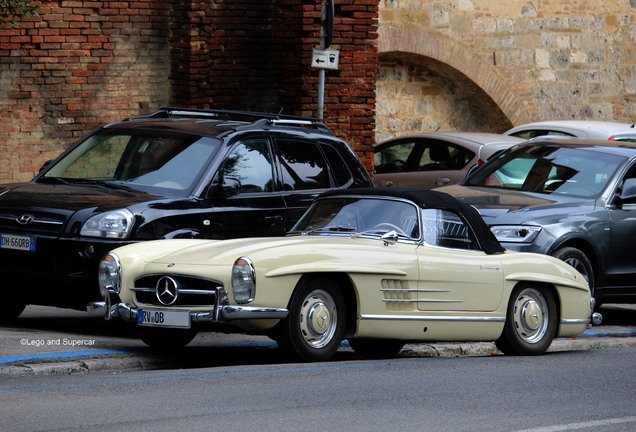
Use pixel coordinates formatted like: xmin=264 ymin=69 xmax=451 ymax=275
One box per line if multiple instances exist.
xmin=320 ymin=187 xmax=505 ymax=254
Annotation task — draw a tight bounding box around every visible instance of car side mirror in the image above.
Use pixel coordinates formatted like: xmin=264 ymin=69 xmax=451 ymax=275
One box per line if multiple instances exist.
xmin=210 ymin=175 xmax=242 ymax=198
xmin=617 ymin=178 xmax=636 ymax=208
xmin=621 ymin=178 xmax=636 ymax=199
xmin=39 ymin=160 xmax=53 ymax=173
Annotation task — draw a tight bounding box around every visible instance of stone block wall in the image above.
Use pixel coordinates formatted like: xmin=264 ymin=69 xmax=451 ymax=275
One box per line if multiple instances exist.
xmin=377 ymin=0 xmax=636 ymax=140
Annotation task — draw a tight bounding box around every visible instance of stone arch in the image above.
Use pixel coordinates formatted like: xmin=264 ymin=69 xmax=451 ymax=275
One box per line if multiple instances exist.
xmin=378 ymin=23 xmax=531 ymax=141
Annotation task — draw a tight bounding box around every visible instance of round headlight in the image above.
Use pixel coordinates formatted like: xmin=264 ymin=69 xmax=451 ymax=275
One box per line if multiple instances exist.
xmin=232 ymin=257 xmax=255 ymax=304
xmin=81 ymin=209 xmax=134 ymax=239
xmin=98 ymin=252 xmax=121 ymax=296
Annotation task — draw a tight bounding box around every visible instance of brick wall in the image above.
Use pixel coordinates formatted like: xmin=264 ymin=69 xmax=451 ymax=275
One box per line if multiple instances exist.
xmin=168 ymin=0 xmax=378 ymax=173
xmin=0 ymin=0 xmax=378 ymax=181
xmin=0 ymin=0 xmax=171 ymax=182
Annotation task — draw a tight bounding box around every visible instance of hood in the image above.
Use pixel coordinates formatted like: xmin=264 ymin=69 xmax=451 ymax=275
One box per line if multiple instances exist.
xmin=140 ymin=236 xmax=388 ymax=269
xmin=149 ymin=237 xmax=297 ymax=265
xmin=0 ymin=181 xmax=161 ymax=212
xmin=436 ymin=184 xmax=594 ymax=225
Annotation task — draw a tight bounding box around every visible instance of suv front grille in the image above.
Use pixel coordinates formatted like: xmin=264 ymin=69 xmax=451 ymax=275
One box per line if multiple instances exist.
xmin=0 ymin=210 xmax=66 ymax=235
xmin=133 ymin=274 xmax=221 ymax=307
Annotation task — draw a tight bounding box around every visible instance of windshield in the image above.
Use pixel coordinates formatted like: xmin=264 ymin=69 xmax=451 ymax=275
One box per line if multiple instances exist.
xmin=290 ymin=197 xmax=420 ymax=239
xmin=465 ymin=145 xmax=625 ymax=197
xmin=41 ymin=130 xmax=220 ymax=194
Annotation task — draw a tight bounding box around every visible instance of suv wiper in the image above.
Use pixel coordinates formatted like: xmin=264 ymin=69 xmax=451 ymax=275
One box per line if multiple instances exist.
xmin=71 ymin=179 xmax=135 ymax=191
xmin=38 ymin=176 xmax=72 ymax=185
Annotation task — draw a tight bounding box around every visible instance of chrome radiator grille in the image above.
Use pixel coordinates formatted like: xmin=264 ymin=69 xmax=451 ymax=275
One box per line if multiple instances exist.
xmin=133 ymin=275 xmax=222 ymax=307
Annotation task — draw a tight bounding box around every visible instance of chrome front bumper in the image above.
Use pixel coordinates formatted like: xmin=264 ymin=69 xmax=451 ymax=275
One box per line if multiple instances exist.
xmin=98 ymin=287 xmax=288 ymax=324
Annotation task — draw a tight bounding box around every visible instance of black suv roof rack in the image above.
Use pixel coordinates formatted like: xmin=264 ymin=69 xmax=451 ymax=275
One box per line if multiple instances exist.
xmin=137 ymin=106 xmax=333 ymax=135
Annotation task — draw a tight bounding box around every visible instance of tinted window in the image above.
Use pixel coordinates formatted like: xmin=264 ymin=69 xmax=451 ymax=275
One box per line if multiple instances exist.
xmin=374 ymin=141 xmax=414 ymax=173
xmin=510 ymin=129 xmax=576 ymax=140
xmin=374 ymin=139 xmax=475 ymax=174
xmin=43 ymin=131 xmax=219 ymax=192
xmin=422 ymin=208 xmax=478 ymax=250
xmin=417 ymin=142 xmax=474 ymax=171
xmin=467 ymin=145 xmax=625 ymax=197
xmin=322 ymin=143 xmax=353 ymax=187
xmin=276 ymin=140 xmax=330 ymax=190
xmin=221 ymin=140 xmax=274 ymax=193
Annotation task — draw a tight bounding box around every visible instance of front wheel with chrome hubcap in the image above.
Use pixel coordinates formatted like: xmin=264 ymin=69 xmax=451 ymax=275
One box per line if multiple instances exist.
xmin=496 ymin=284 xmax=557 ymax=356
xmin=276 ymin=277 xmax=345 ymax=362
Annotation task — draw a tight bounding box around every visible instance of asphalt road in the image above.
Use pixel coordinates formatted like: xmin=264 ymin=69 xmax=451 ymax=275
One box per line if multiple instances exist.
xmin=1 ymin=346 xmax=635 ymax=431
xmin=0 ymin=304 xmax=635 ymax=377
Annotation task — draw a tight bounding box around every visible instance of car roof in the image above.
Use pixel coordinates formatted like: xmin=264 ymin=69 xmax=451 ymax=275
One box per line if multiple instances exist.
xmin=375 ymin=132 xmax=525 ymax=149
xmin=319 ymin=187 xmax=505 ymax=254
xmin=103 ymin=107 xmax=335 ymax=139
xmin=518 ymin=138 xmax=636 ymax=156
xmin=505 ymin=120 xmax=636 ymax=137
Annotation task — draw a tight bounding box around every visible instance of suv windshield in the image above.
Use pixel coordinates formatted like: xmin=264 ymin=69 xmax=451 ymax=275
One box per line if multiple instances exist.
xmin=41 ymin=130 xmax=220 ymax=194
xmin=465 ymin=145 xmax=626 ymax=197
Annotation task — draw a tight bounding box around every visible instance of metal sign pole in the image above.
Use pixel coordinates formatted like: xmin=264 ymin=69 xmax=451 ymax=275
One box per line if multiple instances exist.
xmin=317 ymin=0 xmax=328 ymax=120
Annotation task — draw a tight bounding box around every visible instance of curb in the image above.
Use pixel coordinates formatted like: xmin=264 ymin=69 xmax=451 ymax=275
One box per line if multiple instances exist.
xmin=2 ymin=334 xmax=635 ymax=378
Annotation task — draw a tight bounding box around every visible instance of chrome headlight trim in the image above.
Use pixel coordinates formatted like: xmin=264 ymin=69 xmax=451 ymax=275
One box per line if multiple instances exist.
xmin=232 ymin=256 xmax=256 ymax=304
xmin=98 ymin=252 xmax=122 ymax=296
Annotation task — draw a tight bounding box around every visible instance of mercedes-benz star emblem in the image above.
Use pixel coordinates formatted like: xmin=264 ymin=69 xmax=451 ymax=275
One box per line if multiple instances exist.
xmin=156 ymin=276 xmax=179 ymax=305
xmin=16 ymin=214 xmax=35 ymax=225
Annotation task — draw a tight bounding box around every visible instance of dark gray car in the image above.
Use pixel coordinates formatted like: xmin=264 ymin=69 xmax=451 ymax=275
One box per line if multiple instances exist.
xmin=437 ymin=138 xmax=636 ymax=305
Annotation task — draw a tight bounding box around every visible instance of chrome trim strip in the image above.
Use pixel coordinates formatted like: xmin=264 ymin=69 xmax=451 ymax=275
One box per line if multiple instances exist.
xmin=382 ymin=299 xmax=418 ymax=303
xmin=217 ymin=306 xmax=288 ymax=321
xmin=131 ymin=287 xmax=216 ymax=295
xmin=418 ymin=299 xmax=463 ymax=303
xmin=380 ymin=288 xmax=450 ymax=293
xmin=360 ymin=314 xmax=505 ymax=323
xmin=381 ymin=299 xmax=463 ymax=303
xmin=105 ymin=302 xmax=288 ymax=323
xmin=560 ymin=318 xmax=591 ymax=325
xmin=0 ymin=215 xmax=63 ymax=225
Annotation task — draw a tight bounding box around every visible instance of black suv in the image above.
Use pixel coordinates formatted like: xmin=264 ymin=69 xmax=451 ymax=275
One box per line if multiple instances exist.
xmin=0 ymin=107 xmax=372 ymax=319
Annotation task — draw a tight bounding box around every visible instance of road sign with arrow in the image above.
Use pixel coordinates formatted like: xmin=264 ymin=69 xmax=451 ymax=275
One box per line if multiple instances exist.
xmin=311 ymin=48 xmax=340 ymax=70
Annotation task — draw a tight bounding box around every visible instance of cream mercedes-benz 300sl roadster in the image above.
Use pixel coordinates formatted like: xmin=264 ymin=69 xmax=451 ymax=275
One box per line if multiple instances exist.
xmin=98 ymin=188 xmax=599 ymax=362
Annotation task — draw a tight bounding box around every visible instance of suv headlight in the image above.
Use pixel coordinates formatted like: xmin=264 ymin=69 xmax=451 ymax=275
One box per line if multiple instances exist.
xmin=232 ymin=257 xmax=255 ymax=304
xmin=98 ymin=252 xmax=121 ymax=296
xmin=81 ymin=209 xmax=134 ymax=239
xmin=490 ymin=225 xmax=541 ymax=243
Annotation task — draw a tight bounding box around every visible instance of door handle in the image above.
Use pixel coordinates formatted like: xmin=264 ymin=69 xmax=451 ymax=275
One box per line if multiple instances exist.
xmin=264 ymin=215 xmax=284 ymax=225
xmin=435 ymin=177 xmax=451 ymax=186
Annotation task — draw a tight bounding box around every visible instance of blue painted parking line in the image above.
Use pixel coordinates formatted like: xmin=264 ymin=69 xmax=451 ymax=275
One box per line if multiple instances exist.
xmin=583 ymin=329 xmax=636 ymax=337
xmin=0 ymin=349 xmax=139 ymax=365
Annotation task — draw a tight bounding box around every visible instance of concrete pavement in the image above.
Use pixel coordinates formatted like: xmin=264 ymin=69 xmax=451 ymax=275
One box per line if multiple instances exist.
xmin=1 ymin=304 xmax=634 ymax=377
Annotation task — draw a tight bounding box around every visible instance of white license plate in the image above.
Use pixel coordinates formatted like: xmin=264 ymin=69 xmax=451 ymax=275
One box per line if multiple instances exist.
xmin=138 ymin=308 xmax=190 ymax=328
xmin=0 ymin=233 xmax=36 ymax=252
